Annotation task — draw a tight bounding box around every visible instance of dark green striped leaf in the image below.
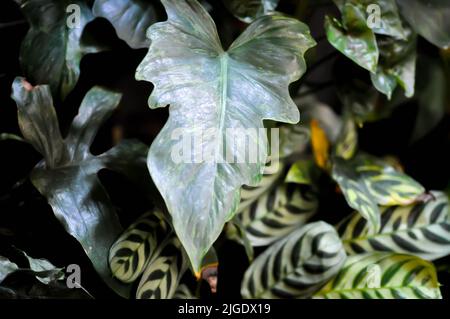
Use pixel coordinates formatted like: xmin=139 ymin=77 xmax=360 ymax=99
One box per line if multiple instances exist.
xmin=239 ymin=184 xmax=318 ymax=247
xmin=109 ymin=210 xmax=169 ymax=283
xmin=355 ymin=155 xmax=425 ymax=206
xmin=332 ymin=157 xmax=381 ymax=232
xmin=338 ymin=191 xmax=450 ymax=261
xmin=314 ymin=252 xmax=442 ymax=299
xmin=241 ymin=221 xmax=346 ymax=298
xmin=173 ymin=284 xmax=196 ymax=299
xmin=136 ymin=238 xmax=188 ymax=299
xmin=238 ymin=161 xmax=285 ymax=214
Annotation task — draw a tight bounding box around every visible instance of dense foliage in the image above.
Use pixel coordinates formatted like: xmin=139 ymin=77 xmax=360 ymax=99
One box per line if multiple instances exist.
xmin=0 ymin=0 xmax=449 ymax=299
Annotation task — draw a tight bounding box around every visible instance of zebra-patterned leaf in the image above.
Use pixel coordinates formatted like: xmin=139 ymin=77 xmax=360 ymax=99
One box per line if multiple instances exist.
xmin=136 ymin=238 xmax=188 ymax=299
xmin=173 ymin=284 xmax=196 ymax=299
xmin=355 ymin=155 xmax=425 ymax=206
xmin=332 ymin=157 xmax=381 ymax=233
xmin=109 ymin=210 xmax=169 ymax=283
xmin=238 ymin=161 xmax=284 ymax=214
xmin=314 ymin=252 xmax=442 ymax=299
xmin=338 ymin=191 xmax=450 ymax=261
xmin=239 ymin=184 xmax=318 ymax=247
xmin=241 ymin=221 xmax=346 ymax=298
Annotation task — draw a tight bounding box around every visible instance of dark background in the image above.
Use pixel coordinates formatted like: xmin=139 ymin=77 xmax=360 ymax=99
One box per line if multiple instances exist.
xmin=0 ymin=0 xmax=449 ymax=299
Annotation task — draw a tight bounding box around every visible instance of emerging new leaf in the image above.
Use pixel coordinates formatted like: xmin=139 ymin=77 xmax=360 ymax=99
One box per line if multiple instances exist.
xmin=136 ymin=0 xmax=316 ymax=271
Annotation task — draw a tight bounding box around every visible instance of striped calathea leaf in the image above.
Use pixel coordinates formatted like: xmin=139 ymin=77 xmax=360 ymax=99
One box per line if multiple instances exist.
xmin=337 ymin=191 xmax=450 ymax=261
xmin=109 ymin=210 xmax=170 ymax=283
xmin=11 ymin=77 xmax=149 ymax=297
xmin=241 ymin=221 xmax=347 ymax=299
xmin=314 ymin=252 xmax=442 ymax=299
xmin=16 ymin=0 xmax=103 ymax=99
xmin=222 ymin=0 xmax=280 ymax=23
xmin=332 ymin=154 xmax=425 ymax=232
xmin=136 ymin=0 xmax=316 ymax=272
xmin=136 ymin=237 xmax=188 ymax=299
xmin=238 ymin=183 xmax=318 ymax=247
xmin=173 ymin=284 xmax=196 ymax=299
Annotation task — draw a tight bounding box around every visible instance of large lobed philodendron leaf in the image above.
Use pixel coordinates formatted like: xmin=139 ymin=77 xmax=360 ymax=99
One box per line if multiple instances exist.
xmin=16 ymin=0 xmax=102 ymax=99
xmin=11 ymin=77 xmax=149 ymax=296
xmin=136 ymin=0 xmax=316 ymax=272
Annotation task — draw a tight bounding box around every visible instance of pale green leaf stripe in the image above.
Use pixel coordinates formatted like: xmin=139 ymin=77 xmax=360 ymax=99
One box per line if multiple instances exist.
xmin=241 ymin=221 xmax=346 ymax=299
xmin=337 ymin=191 xmax=450 ymax=261
xmin=136 ymin=0 xmax=315 ymax=271
xmin=238 ymin=161 xmax=284 ymax=214
xmin=314 ymin=252 xmax=442 ymax=299
xmin=109 ymin=210 xmax=169 ymax=283
xmin=136 ymin=238 xmax=187 ymax=299
xmin=239 ymin=183 xmax=318 ymax=246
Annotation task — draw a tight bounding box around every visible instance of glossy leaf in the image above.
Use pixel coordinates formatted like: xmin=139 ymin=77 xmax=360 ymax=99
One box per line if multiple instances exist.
xmin=222 ymin=0 xmax=279 ymax=23
xmin=109 ymin=210 xmax=169 ymax=283
xmin=11 ymin=77 xmax=149 ymax=296
xmin=16 ymin=0 xmax=102 ymax=99
xmin=371 ymin=28 xmax=417 ymax=99
xmin=0 ymin=257 xmax=19 ymax=283
xmin=241 ymin=221 xmax=346 ymax=298
xmin=397 ymin=0 xmax=450 ymax=49
xmin=338 ymin=191 xmax=450 ymax=261
xmin=136 ymin=238 xmax=188 ymax=299
xmin=136 ymin=0 xmax=316 ymax=272
xmin=334 ymin=0 xmax=406 ymax=39
xmin=93 ymin=0 xmax=161 ymax=49
xmin=325 ymin=3 xmax=378 ymax=73
xmin=20 ymin=251 xmax=64 ymax=285
xmin=314 ymin=252 xmax=442 ymax=299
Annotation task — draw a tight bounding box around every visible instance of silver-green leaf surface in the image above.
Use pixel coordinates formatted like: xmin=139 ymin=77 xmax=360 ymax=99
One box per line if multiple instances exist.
xmin=136 ymin=0 xmax=316 ymax=271
xmin=93 ymin=0 xmax=161 ymax=49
